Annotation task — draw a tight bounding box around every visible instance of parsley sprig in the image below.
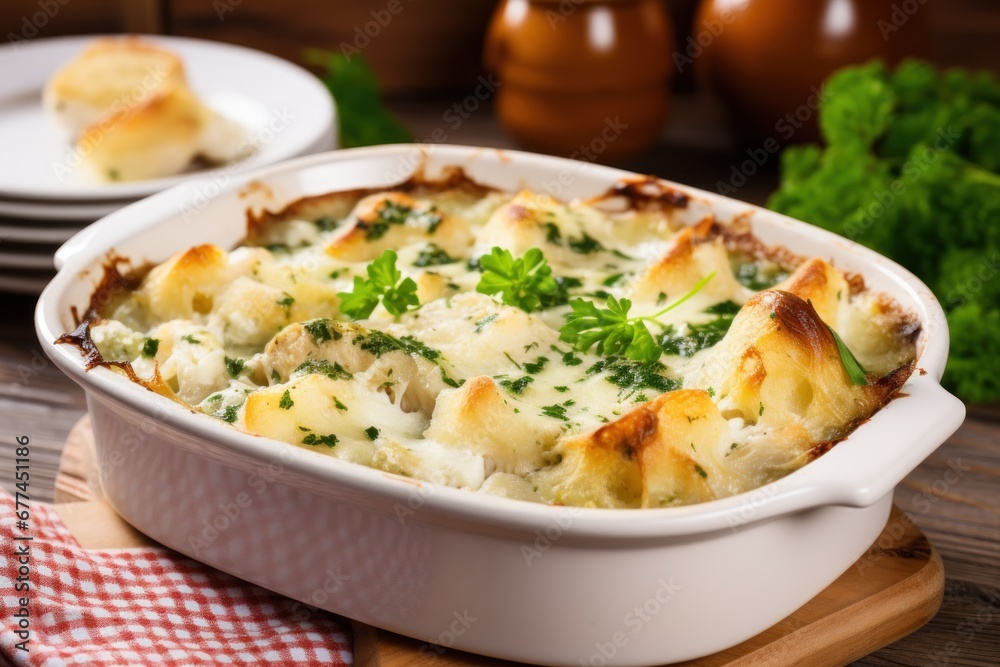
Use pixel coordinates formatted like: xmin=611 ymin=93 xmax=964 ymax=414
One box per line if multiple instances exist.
xmin=559 ymin=273 xmax=716 ymax=365
xmin=475 ymin=247 xmax=558 ymax=313
xmin=827 ymin=325 xmax=868 ymax=386
xmin=337 ymin=249 xmax=419 ymax=319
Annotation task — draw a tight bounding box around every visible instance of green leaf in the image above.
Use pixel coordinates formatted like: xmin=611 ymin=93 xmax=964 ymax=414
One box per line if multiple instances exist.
xmin=476 ymin=247 xmax=559 ymax=312
xmin=302 ymin=432 xmax=339 ymax=448
xmin=828 ymin=325 xmax=868 ymax=386
xmin=224 ymin=356 xmax=245 ymax=378
xmin=559 ymin=273 xmax=716 ymax=365
xmin=304 ymin=50 xmax=412 ymax=148
xmin=141 ymin=338 xmax=159 ymax=358
xmin=338 ymin=249 xmax=419 ymax=319
xmin=413 ymin=243 xmax=457 ymax=267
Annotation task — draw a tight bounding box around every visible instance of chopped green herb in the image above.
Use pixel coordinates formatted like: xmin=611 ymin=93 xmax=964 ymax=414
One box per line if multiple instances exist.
xmin=333 ymin=396 xmax=348 ymax=411
xmin=704 ymin=300 xmax=741 ymax=316
xmin=354 ymin=331 xmax=462 ymax=387
xmin=568 ymin=233 xmax=604 ymax=254
xmin=523 ymin=356 xmax=549 ymax=374
xmin=302 ymin=432 xmax=339 ymax=448
xmin=586 ymin=357 xmax=680 ymax=393
xmin=544 ymin=222 xmax=562 ymax=244
xmin=759 ymin=402 xmax=764 ymax=417
xmin=602 ymin=273 xmax=628 ymax=287
xmin=181 ymin=334 xmax=201 ymax=345
xmin=277 ymin=294 xmax=295 ymax=308
xmin=362 ymin=200 xmax=442 ymax=240
xmin=413 ymin=243 xmax=457 ymax=267
xmin=225 ymin=356 xmax=245 ymax=378
xmin=694 ymin=464 xmax=708 ymax=478
xmin=221 ymin=405 xmax=239 ymax=423
xmin=365 ymin=426 xmax=380 ymax=440
xmin=304 ymin=319 xmax=338 ymax=344
xmin=279 ymin=390 xmax=294 ymax=410
xmin=561 ymin=351 xmax=583 ymax=366
xmin=659 ymin=317 xmax=733 ymax=358
xmin=828 ymin=325 xmax=869 ymax=386
xmin=498 ymin=375 xmax=534 ymax=395
xmin=541 ymin=403 xmax=569 ymax=421
xmin=474 ymin=314 xmax=499 ymax=333
xmin=315 ymin=215 xmax=339 ymax=232
xmin=141 ymin=338 xmax=159 ymax=358
xmin=294 ymin=359 xmax=354 ymax=380
xmin=736 ymin=262 xmax=787 ymax=291
xmin=554 ymin=385 xmax=569 ymax=393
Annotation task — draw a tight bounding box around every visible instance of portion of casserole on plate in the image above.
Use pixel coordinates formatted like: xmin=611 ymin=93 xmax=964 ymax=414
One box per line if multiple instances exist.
xmin=61 ymin=173 xmax=919 ymax=508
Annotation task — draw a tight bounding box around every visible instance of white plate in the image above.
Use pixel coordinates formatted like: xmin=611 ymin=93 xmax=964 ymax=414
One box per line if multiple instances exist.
xmin=0 ymin=222 xmax=82 ymax=243
xmin=0 ymin=34 xmax=335 ymax=201
xmin=0 ymin=196 xmax=126 ymax=220
xmin=0 ymin=271 xmax=51 ymax=294
xmin=0 ymin=249 xmax=54 ymax=270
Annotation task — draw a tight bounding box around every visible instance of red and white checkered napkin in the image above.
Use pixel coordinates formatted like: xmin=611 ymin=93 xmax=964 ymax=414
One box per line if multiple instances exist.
xmin=0 ymin=491 xmax=352 ymax=666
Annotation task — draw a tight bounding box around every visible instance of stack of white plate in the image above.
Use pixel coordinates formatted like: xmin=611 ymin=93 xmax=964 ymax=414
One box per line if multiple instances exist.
xmin=0 ymin=35 xmax=337 ymax=294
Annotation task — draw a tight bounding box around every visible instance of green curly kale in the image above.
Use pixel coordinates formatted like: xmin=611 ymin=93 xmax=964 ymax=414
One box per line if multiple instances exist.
xmin=769 ymin=59 xmax=1000 ymax=403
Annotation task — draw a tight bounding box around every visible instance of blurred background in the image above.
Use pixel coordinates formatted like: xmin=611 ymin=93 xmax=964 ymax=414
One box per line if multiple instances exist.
xmin=0 ymin=0 xmax=994 ymax=212
xmin=1 ymin=0 xmax=996 ymax=204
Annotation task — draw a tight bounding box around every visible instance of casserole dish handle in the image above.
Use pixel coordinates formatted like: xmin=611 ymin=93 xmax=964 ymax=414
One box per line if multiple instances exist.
xmin=802 ymin=377 xmax=965 ymax=508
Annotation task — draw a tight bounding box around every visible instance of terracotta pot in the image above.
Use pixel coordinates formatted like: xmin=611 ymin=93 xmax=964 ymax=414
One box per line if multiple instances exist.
xmin=485 ymin=0 xmax=674 ymax=160
xmin=693 ymin=0 xmax=930 ymax=146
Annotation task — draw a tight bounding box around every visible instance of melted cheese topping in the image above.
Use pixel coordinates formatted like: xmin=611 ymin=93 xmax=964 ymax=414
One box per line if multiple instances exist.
xmin=88 ymin=182 xmax=917 ymax=508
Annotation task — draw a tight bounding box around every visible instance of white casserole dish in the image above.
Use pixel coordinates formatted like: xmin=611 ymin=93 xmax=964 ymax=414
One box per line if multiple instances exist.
xmin=36 ymin=145 xmax=966 ymax=666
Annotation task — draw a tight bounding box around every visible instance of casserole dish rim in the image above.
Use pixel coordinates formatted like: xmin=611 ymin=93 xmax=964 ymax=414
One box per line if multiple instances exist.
xmin=35 ymin=143 xmax=966 ymax=541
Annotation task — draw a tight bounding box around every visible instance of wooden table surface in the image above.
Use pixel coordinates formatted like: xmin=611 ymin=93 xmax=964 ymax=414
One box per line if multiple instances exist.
xmin=2 ymin=98 xmax=998 ymax=666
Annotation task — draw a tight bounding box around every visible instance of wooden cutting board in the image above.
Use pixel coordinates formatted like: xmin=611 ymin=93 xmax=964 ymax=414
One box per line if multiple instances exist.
xmin=55 ymin=416 xmax=945 ymax=667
